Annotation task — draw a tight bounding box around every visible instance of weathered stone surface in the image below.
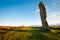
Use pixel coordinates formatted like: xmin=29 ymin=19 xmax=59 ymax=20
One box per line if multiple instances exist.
xmin=39 ymin=2 xmax=50 ymax=31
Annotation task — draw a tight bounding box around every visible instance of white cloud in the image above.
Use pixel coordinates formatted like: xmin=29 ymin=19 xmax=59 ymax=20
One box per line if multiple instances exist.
xmin=51 ymin=0 xmax=57 ymax=6
xmin=47 ymin=11 xmax=60 ymax=25
xmin=52 ymin=2 xmax=56 ymax=6
xmin=35 ymin=8 xmax=40 ymax=13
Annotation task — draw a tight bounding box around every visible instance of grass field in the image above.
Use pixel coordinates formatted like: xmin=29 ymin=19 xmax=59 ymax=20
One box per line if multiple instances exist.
xmin=0 ymin=26 xmax=60 ymax=40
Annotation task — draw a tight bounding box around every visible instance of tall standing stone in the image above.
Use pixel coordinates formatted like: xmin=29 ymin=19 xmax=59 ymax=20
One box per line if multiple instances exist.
xmin=39 ymin=2 xmax=50 ymax=31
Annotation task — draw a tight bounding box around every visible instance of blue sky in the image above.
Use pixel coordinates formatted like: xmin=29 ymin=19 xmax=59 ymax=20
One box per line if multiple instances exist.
xmin=0 ymin=0 xmax=60 ymax=26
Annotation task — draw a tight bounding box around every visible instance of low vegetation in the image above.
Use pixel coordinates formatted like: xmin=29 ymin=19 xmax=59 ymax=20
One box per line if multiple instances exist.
xmin=0 ymin=26 xmax=60 ymax=40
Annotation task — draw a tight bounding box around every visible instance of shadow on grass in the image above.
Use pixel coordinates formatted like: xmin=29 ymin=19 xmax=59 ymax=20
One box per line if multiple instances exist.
xmin=51 ymin=28 xmax=60 ymax=30
xmin=7 ymin=30 xmax=43 ymax=32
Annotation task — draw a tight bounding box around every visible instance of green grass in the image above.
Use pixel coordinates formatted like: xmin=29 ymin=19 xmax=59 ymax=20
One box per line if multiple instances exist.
xmin=0 ymin=27 xmax=60 ymax=40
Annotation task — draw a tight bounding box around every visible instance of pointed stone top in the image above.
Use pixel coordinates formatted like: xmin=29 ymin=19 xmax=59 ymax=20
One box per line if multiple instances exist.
xmin=39 ymin=2 xmax=45 ymax=8
xmin=39 ymin=2 xmax=43 ymax=5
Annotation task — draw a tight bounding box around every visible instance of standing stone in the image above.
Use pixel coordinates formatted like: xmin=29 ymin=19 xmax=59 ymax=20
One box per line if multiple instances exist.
xmin=39 ymin=2 xmax=50 ymax=31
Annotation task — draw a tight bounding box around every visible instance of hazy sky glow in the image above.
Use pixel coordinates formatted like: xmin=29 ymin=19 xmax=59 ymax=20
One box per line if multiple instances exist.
xmin=0 ymin=0 xmax=60 ymax=26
